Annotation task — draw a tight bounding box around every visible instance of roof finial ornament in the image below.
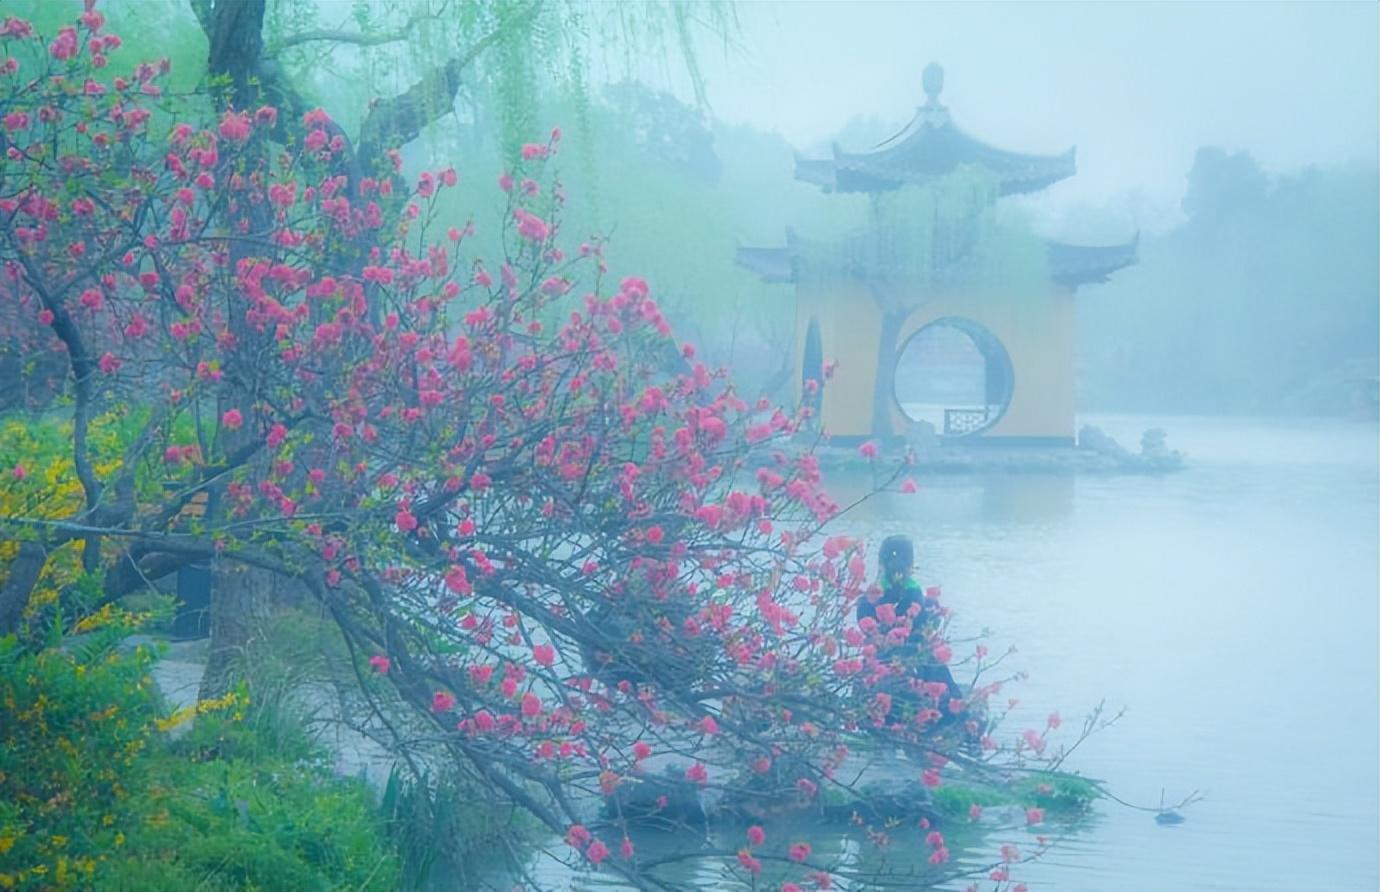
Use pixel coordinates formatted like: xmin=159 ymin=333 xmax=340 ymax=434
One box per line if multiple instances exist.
xmin=922 ymin=62 xmax=945 ymax=106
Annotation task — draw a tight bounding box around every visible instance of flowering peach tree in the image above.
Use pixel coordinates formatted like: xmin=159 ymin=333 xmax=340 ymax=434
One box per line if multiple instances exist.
xmin=0 ymin=8 xmax=1099 ymax=890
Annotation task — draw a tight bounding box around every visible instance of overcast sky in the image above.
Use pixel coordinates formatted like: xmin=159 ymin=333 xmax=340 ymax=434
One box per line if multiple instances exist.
xmin=666 ymin=1 xmax=1379 ymax=234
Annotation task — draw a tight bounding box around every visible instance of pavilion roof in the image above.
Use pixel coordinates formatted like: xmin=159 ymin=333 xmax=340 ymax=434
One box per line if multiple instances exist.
xmin=734 ymin=231 xmax=1139 ymax=289
xmin=796 ymin=63 xmax=1076 ymax=196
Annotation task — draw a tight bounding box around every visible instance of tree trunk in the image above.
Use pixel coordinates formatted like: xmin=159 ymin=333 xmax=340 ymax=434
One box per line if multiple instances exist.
xmin=0 ymin=541 xmax=45 ymax=636
xmin=199 ymin=562 xmax=273 ymax=699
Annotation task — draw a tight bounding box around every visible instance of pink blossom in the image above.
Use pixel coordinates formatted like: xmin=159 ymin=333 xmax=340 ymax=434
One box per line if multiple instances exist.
xmin=788 ymin=842 xmax=811 ymax=862
xmin=586 ymin=839 xmax=609 ymax=866
xmin=444 ymin=565 xmax=471 ymax=595
xmin=520 ymin=692 xmax=542 ymax=718
xmin=1025 ymin=807 xmax=1045 ymax=825
xmin=746 ymin=825 xmax=765 ymax=846
xmin=2 ymin=17 xmax=34 ymax=39
xmin=1047 ymin=711 xmax=1062 ymax=729
xmin=858 ymin=440 xmax=878 ymax=459
xmin=565 ymin=824 xmax=591 ymax=848
xmin=620 ymin=837 xmax=634 ymax=859
xmin=900 ymin=478 xmax=919 ymax=493
xmin=497 ymin=171 xmax=514 ymax=192
xmin=37 ymin=309 xmax=54 ymax=325
xmin=1001 ymin=843 xmax=1021 ymax=862
xmin=684 ymin=762 xmax=708 ymax=785
xmin=395 ymin=508 xmax=418 ymax=533
xmin=520 ymin=142 xmax=548 ymax=160
xmin=698 ymin=715 xmax=719 ymax=735
xmin=969 ymin=803 xmax=983 ymax=820
xmin=79 ymin=288 xmax=103 ymax=310
xmin=532 ymin=643 xmax=555 ymax=666
xmin=368 ymin=655 xmax=390 ymax=673
xmin=736 ymin=850 xmax=762 ymax=875
xmin=11 ymin=464 xmax=25 ymax=480
xmin=431 ymin=691 xmax=455 ymax=712
xmin=218 ymin=110 xmax=251 ymax=142
xmin=513 ymin=208 xmax=550 ymax=242
xmin=922 ymin=768 xmax=941 ymax=788
xmin=221 ymin=408 xmax=243 ymax=431
xmin=361 ymin=265 xmax=393 ymax=285
xmin=98 ymin=352 xmax=120 ymax=374
xmin=49 ymin=26 xmax=78 ymax=60
xmin=473 ymin=709 xmax=495 ymax=732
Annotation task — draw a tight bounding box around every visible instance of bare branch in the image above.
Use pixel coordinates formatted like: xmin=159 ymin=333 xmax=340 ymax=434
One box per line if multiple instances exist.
xmin=355 ymin=1 xmax=540 ymax=163
xmin=271 ymin=3 xmax=449 ymax=52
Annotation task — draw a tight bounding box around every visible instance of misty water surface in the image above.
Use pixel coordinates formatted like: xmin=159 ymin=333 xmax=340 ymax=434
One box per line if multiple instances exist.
xmin=491 ymin=414 xmax=1378 ymax=891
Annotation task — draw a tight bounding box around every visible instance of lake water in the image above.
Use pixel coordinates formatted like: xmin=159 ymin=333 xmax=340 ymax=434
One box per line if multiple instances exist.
xmin=499 ymin=415 xmax=1380 ymax=891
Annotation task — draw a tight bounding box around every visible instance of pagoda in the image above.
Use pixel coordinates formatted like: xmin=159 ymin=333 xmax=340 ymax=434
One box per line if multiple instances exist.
xmin=737 ymin=63 xmax=1137 ymax=446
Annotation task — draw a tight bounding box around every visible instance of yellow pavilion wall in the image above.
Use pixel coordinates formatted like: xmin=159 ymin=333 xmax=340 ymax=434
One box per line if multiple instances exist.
xmin=794 ymin=280 xmax=1078 ymax=442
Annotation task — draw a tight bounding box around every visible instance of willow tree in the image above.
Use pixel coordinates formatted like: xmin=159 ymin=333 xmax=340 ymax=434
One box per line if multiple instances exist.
xmin=17 ymin=0 xmax=735 ymax=697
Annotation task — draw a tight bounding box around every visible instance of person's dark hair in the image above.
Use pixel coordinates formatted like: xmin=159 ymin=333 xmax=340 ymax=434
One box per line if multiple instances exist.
xmin=879 ymin=535 xmax=914 ymax=578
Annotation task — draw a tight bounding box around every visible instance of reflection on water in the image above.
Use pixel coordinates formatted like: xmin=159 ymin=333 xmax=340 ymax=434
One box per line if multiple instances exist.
xmin=487 ymin=416 xmax=1380 ymax=891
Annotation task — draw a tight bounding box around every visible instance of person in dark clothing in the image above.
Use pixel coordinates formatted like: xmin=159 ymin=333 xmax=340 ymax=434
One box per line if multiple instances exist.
xmin=857 ymin=535 xmax=966 ymax=721
xmin=857 ymin=535 xmax=935 ymax=645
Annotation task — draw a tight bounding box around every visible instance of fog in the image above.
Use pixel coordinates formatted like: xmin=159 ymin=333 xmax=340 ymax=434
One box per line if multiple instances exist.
xmin=677 ymin=1 xmax=1380 ymax=235
xmin=1 ymin=3 xmax=1376 ymax=891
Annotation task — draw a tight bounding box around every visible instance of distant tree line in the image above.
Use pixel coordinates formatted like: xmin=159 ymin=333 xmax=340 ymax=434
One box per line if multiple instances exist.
xmin=1078 ymin=148 xmax=1379 ymax=416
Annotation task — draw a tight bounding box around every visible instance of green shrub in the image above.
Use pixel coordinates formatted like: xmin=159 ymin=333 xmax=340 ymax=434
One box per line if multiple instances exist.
xmin=0 ymin=621 xmax=400 ymax=891
xmin=0 ymin=625 xmax=157 ymax=889
xmin=931 ymin=770 xmax=1101 ymax=820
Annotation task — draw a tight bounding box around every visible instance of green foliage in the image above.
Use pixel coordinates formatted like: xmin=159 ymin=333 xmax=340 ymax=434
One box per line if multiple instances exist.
xmin=123 ymin=715 xmax=398 ymax=892
xmin=0 ymin=627 xmax=401 ymax=891
xmin=0 ymin=409 xmax=152 ymax=641
xmin=929 ymin=771 xmax=1100 ymax=819
xmin=257 ymin=0 xmax=734 ymax=163
xmin=0 ymin=630 xmax=158 ymax=890
xmin=1011 ymin=773 xmax=1101 ymax=815
xmin=380 ymin=766 xmax=538 ymax=889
